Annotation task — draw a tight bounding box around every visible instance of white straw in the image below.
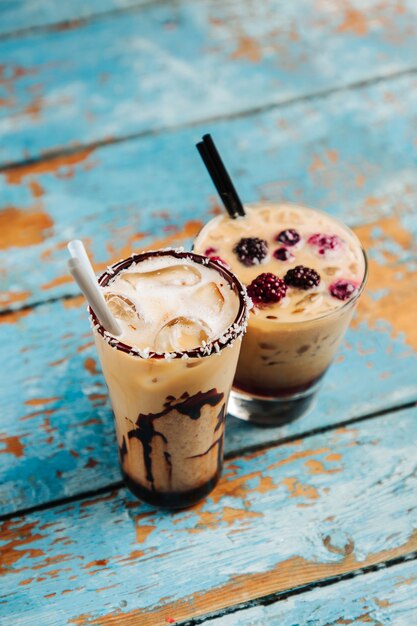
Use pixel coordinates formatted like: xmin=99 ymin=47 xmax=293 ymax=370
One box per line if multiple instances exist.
xmin=68 ymin=239 xmax=97 ymax=283
xmin=67 ymin=242 xmax=122 ymax=336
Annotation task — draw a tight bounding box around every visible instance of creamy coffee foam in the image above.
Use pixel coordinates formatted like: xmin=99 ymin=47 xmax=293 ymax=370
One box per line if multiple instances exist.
xmin=195 ymin=204 xmax=365 ymax=323
xmin=101 ymin=255 xmax=240 ymax=352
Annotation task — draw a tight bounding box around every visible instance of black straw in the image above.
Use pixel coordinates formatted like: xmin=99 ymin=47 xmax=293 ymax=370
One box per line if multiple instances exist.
xmin=196 ymin=134 xmax=245 ymax=219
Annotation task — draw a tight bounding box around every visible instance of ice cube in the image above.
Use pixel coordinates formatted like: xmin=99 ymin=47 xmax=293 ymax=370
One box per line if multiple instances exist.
xmin=259 ymin=208 xmax=273 ymax=222
xmin=104 ymin=293 xmax=141 ymax=322
xmin=323 ymin=266 xmax=341 ymax=276
xmin=228 ymin=218 xmax=251 ymax=233
xmin=295 ymin=293 xmax=322 ymax=307
xmin=208 ymin=233 xmax=226 ymax=241
xmin=154 ymin=316 xmax=211 ymax=352
xmin=194 ymin=282 xmax=225 ymax=314
xmin=287 ymin=211 xmax=303 ymax=224
xmin=123 ymin=264 xmax=201 ymax=287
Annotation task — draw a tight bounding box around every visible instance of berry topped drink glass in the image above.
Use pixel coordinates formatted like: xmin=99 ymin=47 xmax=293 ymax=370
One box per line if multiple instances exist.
xmin=194 ymin=203 xmax=367 ymax=425
xmin=91 ymin=249 xmax=248 ymax=507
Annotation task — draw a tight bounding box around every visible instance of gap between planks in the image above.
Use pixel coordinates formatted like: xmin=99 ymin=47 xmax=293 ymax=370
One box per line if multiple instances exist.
xmin=0 ymin=64 xmax=417 ymax=173
xmin=0 ymin=293 xmax=81 ymax=319
xmin=1 ymin=399 xmax=415 ymax=525
xmin=0 ymin=0 xmax=183 ymax=43
xmin=178 ymin=550 xmax=417 ymax=626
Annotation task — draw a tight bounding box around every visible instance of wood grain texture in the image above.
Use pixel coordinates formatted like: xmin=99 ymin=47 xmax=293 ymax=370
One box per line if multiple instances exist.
xmin=2 ymin=176 xmax=417 ymax=513
xmin=2 ymin=71 xmax=417 ymax=309
xmin=0 ymin=0 xmax=417 ymax=165
xmin=2 ymin=1 xmax=416 ymax=622
xmin=1 ymin=408 xmax=416 ymax=625
xmin=0 ymin=0 xmax=145 ymax=37
xmin=204 ymin=559 xmax=417 ymax=625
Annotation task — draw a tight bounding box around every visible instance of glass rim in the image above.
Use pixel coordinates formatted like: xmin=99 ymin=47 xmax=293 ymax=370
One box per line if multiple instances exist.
xmin=193 ymin=201 xmax=368 ymax=326
xmin=90 ymin=248 xmax=248 ymax=360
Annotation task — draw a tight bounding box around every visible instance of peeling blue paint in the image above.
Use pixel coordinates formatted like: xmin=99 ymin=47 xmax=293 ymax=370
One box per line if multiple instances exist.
xmin=369 ymin=287 xmax=390 ymax=301
xmin=1 ymin=1 xmax=417 ymax=622
xmin=0 ymin=0 xmax=416 ymax=165
xmin=2 ymin=72 xmax=417 ymax=306
xmin=0 ymin=0 xmax=145 ymax=36
xmin=1 ymin=300 xmax=417 ymax=515
xmin=204 ymin=560 xmax=417 ymax=625
xmin=1 ymin=408 xmax=416 ymax=624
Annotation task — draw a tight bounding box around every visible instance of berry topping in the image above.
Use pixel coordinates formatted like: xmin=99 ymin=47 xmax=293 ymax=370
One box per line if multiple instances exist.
xmin=273 ymin=247 xmax=295 ymax=262
xmin=234 ymin=237 xmax=268 ymax=266
xmin=203 ymin=246 xmax=230 ymax=268
xmin=275 ymin=228 xmax=300 ymax=246
xmin=284 ymin=265 xmax=321 ymax=290
xmin=307 ymin=233 xmax=343 ymax=256
xmin=247 ymin=273 xmax=287 ymax=306
xmin=329 ymin=279 xmax=358 ymax=301
xmin=209 ymin=256 xmax=230 ymax=269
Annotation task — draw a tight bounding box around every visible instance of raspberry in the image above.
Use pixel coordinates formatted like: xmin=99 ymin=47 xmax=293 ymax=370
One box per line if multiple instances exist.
xmin=329 ymin=279 xmax=358 ymax=300
xmin=275 ymin=229 xmax=300 ymax=246
xmin=209 ymin=256 xmax=230 ymax=269
xmin=247 ymin=273 xmax=287 ymax=305
xmin=284 ymin=265 xmax=320 ymax=290
xmin=203 ymin=247 xmax=230 ymax=269
xmin=234 ymin=237 xmax=268 ymax=266
xmin=273 ymin=247 xmax=294 ymax=262
xmin=307 ymin=233 xmax=343 ymax=256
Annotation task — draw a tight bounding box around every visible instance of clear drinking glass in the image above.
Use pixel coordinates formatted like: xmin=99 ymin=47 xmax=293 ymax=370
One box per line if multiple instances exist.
xmin=228 ymin=279 xmax=367 ymax=424
xmin=194 ymin=203 xmax=368 ymax=425
xmin=90 ymin=250 xmax=248 ymax=508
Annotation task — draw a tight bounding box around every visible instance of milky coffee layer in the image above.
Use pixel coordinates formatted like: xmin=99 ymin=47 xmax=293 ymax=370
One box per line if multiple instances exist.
xmin=195 ymin=203 xmax=365 ymax=323
xmin=194 ymin=204 xmax=366 ymax=397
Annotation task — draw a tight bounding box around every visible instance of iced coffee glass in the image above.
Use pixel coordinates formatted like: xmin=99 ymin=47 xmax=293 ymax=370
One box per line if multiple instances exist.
xmin=90 ymin=249 xmax=247 ymax=508
xmin=194 ymin=203 xmax=367 ymax=425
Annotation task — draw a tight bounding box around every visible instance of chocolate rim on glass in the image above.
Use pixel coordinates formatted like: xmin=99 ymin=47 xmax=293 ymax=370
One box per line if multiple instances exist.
xmin=194 ymin=205 xmax=368 ymax=425
xmin=90 ymin=249 xmax=248 ymax=508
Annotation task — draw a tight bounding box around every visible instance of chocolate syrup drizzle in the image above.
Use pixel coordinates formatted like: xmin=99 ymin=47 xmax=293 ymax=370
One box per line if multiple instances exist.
xmin=126 ymin=389 xmax=224 ymax=491
xmin=214 ymin=403 xmax=226 ymax=433
xmin=118 ymin=436 xmax=128 ymax=462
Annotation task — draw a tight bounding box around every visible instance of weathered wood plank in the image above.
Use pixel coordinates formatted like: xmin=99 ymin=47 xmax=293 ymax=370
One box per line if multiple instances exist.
xmin=2 ymin=71 xmax=417 ymax=310
xmin=0 ymin=0 xmax=417 ymax=165
xmin=203 ymin=559 xmax=417 ymax=626
xmin=2 ymin=203 xmax=417 ymax=513
xmin=0 ymin=0 xmax=145 ymax=37
xmin=1 ymin=408 xmax=416 ymax=625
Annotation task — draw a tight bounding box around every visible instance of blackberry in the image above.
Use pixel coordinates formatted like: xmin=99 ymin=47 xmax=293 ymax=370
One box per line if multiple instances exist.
xmin=275 ymin=228 xmax=300 ymax=246
xmin=273 ymin=247 xmax=294 ymax=262
xmin=329 ymin=279 xmax=357 ymax=301
xmin=234 ymin=237 xmax=268 ymax=266
xmin=247 ymin=273 xmax=287 ymax=306
xmin=284 ymin=265 xmax=320 ymax=290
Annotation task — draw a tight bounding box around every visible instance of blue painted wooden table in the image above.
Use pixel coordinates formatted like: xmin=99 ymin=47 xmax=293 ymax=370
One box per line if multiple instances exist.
xmin=1 ymin=1 xmax=417 ymax=624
